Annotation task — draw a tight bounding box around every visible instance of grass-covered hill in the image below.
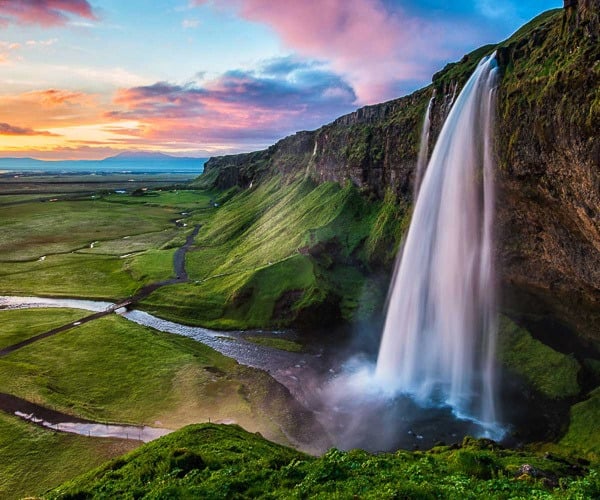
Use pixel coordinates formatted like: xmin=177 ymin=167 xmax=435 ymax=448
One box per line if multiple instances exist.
xmin=50 ymin=423 xmax=600 ymax=499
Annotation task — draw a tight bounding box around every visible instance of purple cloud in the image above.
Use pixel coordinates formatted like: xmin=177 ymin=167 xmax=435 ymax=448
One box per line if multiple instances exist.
xmin=107 ymin=57 xmax=357 ymax=149
xmin=0 ymin=0 xmax=97 ymax=26
xmin=0 ymin=122 xmax=58 ymax=136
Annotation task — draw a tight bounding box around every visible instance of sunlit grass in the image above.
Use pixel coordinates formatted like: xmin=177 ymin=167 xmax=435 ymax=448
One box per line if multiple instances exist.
xmin=0 ymin=308 xmax=86 ymax=349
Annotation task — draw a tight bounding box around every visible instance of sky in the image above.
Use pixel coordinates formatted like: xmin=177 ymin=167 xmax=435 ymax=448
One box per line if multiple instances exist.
xmin=0 ymin=0 xmax=562 ymax=160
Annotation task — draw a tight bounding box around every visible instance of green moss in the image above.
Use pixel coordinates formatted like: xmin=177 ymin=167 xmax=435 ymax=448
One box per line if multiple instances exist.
xmin=50 ymin=423 xmax=600 ymax=499
xmin=497 ymin=316 xmax=581 ymax=399
xmin=560 ymin=388 xmax=600 ymax=461
xmin=364 ymin=188 xmax=410 ymax=265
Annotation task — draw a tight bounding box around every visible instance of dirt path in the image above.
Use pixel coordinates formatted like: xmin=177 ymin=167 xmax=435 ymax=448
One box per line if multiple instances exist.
xmin=0 ymin=309 xmax=110 ymax=357
xmin=173 ymin=224 xmax=201 ymax=280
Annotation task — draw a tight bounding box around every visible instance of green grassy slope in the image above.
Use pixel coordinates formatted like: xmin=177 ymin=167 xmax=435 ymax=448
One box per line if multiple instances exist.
xmin=140 ymin=177 xmax=403 ymax=329
xmin=51 ymin=423 xmax=600 ymax=499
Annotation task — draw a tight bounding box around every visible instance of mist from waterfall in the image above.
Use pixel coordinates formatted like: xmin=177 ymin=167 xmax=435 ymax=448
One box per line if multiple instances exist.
xmin=375 ymin=53 xmax=500 ymax=432
xmin=414 ymin=95 xmax=434 ymax=199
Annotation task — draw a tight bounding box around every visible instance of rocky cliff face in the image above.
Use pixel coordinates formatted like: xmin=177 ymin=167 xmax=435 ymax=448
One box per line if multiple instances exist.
xmin=496 ymin=1 xmax=600 ymax=344
xmin=201 ymin=4 xmax=599 ymax=346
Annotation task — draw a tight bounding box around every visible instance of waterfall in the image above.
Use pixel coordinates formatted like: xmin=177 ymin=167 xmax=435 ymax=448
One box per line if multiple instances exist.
xmin=375 ymin=54 xmax=500 ymax=430
xmin=414 ymin=94 xmax=434 ymax=198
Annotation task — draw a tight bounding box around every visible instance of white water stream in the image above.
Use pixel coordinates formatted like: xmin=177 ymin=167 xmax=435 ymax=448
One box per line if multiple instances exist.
xmin=414 ymin=95 xmax=434 ymax=198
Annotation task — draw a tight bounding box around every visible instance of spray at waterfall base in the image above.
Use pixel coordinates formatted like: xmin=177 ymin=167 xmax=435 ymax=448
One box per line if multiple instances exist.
xmin=306 ymin=54 xmax=506 ymax=452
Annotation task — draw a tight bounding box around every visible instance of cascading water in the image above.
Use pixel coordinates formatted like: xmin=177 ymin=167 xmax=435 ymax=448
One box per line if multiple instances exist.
xmin=414 ymin=94 xmax=434 ymax=199
xmin=375 ymin=53 xmax=500 ymax=431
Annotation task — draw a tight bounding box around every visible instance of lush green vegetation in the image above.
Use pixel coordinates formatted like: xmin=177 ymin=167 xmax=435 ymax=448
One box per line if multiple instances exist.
xmin=560 ymin=388 xmax=600 ymax=461
xmin=102 ymin=189 xmax=217 ymax=209
xmin=51 ymin=423 xmax=600 ymax=499
xmin=0 ymin=199 xmax=175 ymax=261
xmin=141 ymin=177 xmax=400 ymax=329
xmin=0 ymin=412 xmax=136 ymax=499
xmin=0 ymin=307 xmax=85 ymax=348
xmin=0 ymin=192 xmax=205 ymax=298
xmin=497 ymin=316 xmax=581 ymax=399
xmin=0 ymin=253 xmax=142 ymax=299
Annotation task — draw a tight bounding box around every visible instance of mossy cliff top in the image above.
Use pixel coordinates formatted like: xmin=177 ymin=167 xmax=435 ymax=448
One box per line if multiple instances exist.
xmin=50 ymin=423 xmax=599 ymax=498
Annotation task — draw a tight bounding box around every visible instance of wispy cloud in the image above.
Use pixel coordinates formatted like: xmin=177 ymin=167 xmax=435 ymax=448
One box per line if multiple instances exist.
xmin=0 ymin=0 xmax=97 ymax=27
xmin=182 ymin=18 xmax=200 ymax=29
xmin=107 ymin=56 xmax=357 ymax=148
xmin=25 ymin=38 xmax=58 ymax=46
xmin=0 ymin=122 xmax=59 ymax=136
xmin=0 ymin=40 xmax=22 ymax=63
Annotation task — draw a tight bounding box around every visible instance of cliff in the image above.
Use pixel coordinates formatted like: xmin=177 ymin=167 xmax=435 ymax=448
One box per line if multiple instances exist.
xmin=198 ymin=4 xmax=599 ymax=347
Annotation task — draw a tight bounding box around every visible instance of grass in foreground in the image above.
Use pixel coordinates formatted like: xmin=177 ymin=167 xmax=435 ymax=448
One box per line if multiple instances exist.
xmin=50 ymin=423 xmax=600 ymax=499
xmin=0 ymin=412 xmax=136 ymax=500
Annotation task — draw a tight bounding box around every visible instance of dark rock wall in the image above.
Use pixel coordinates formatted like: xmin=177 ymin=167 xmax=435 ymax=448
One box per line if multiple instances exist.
xmin=496 ymin=4 xmax=600 ymax=342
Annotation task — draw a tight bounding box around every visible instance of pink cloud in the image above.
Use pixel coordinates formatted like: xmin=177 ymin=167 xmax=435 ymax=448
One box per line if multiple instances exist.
xmin=194 ymin=0 xmax=479 ymax=103
xmin=32 ymin=88 xmax=90 ymax=106
xmin=0 ymin=0 xmax=96 ymax=26
xmin=0 ymin=122 xmax=58 ymax=136
xmin=106 ymin=57 xmax=356 ymax=148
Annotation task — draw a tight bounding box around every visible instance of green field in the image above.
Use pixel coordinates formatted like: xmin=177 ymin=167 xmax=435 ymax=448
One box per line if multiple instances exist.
xmin=0 ymin=199 xmax=177 ymax=261
xmin=0 ymin=308 xmax=86 ymax=348
xmin=0 ymin=191 xmax=204 ymax=298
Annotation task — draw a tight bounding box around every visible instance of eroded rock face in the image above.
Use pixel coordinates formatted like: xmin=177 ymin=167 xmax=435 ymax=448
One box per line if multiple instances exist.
xmin=201 ymin=6 xmax=599 ymax=344
xmin=496 ymin=4 xmax=600 ymax=343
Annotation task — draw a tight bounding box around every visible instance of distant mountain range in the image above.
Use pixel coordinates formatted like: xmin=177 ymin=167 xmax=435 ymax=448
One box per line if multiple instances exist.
xmin=0 ymin=152 xmax=208 ymax=175
xmin=103 ymin=151 xmax=201 ymax=161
